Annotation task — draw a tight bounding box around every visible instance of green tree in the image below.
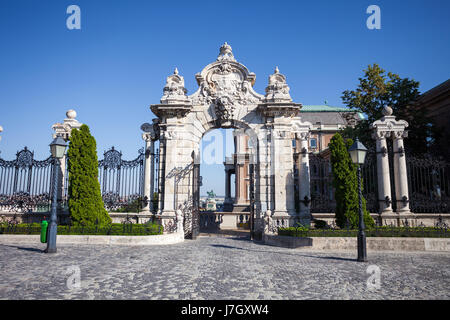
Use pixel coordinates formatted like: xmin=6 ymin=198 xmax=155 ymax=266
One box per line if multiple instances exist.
xmin=68 ymin=124 xmax=111 ymax=227
xmin=341 ymin=64 xmax=437 ymax=154
xmin=329 ymin=133 xmax=375 ymax=229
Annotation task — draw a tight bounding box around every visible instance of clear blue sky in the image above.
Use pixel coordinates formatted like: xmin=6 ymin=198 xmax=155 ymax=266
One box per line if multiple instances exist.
xmin=0 ymin=0 xmax=449 ymax=196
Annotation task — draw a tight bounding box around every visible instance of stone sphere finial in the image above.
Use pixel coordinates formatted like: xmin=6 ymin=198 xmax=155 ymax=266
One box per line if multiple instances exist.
xmin=382 ymin=106 xmax=393 ymax=116
xmin=66 ymin=109 xmax=77 ymax=119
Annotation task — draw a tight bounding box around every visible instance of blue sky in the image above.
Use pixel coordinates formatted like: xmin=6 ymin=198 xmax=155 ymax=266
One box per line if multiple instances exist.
xmin=0 ymin=0 xmax=449 ymax=196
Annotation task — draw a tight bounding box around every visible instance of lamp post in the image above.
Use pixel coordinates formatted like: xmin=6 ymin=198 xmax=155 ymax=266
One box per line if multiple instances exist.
xmin=348 ymin=138 xmax=368 ymax=262
xmin=45 ymin=136 xmax=67 ymax=254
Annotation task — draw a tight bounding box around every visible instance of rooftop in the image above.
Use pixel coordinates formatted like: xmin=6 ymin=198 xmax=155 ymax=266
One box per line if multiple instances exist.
xmin=301 ymin=105 xmax=365 ymax=120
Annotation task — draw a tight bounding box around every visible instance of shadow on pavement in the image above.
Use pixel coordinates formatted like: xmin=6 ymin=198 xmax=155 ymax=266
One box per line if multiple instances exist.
xmin=210 ymin=237 xmax=358 ymax=262
xmin=0 ymin=244 xmax=44 ymax=253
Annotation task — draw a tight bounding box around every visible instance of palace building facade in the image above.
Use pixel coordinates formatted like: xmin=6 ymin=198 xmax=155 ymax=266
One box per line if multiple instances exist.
xmin=223 ymin=105 xmax=364 ymax=212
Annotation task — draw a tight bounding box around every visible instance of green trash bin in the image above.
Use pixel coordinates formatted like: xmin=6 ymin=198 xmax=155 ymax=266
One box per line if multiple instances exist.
xmin=40 ymin=220 xmax=48 ymax=243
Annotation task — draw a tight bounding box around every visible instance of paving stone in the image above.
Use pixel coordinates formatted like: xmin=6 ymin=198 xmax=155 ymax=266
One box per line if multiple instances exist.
xmin=0 ymin=236 xmax=449 ymax=299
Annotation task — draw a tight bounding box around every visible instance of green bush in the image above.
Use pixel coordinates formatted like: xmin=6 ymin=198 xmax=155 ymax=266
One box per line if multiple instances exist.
xmin=277 ymin=226 xmax=450 ymax=238
xmin=329 ymin=133 xmax=375 ymax=229
xmin=0 ymin=222 xmax=163 ymax=236
xmin=68 ymin=125 xmax=111 ymax=228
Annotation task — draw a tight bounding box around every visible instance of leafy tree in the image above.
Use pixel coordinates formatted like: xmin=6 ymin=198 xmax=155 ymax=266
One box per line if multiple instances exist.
xmin=329 ymin=133 xmax=375 ymax=229
xmin=341 ymin=64 xmax=437 ymax=154
xmin=68 ymin=125 xmax=111 ymax=227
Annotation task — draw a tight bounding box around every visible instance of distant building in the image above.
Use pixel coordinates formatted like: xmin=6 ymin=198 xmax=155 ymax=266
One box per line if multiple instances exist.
xmin=411 ymin=79 xmax=450 ymax=160
xmin=223 ymin=104 xmax=363 ymax=212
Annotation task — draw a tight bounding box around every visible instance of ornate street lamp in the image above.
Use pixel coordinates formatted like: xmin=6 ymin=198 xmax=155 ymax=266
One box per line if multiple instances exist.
xmin=45 ymin=136 xmax=67 ymax=253
xmin=348 ymin=138 xmax=368 ymax=262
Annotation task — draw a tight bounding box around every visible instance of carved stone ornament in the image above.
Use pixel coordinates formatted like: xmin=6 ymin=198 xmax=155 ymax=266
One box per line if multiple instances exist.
xmin=292 ymin=119 xmax=313 ymax=139
xmin=52 ymin=109 xmax=82 ymax=140
xmin=264 ymin=67 xmax=292 ymax=103
xmin=370 ymin=106 xmax=409 ymax=140
xmin=140 ymin=121 xmax=160 ymax=141
xmin=214 ymin=95 xmax=235 ymax=121
xmin=160 ymin=68 xmax=190 ymax=105
xmin=190 ymin=43 xmax=263 ymax=108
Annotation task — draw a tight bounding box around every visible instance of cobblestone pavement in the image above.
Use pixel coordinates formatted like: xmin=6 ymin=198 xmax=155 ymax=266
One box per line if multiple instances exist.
xmin=0 ymin=235 xmax=449 ymax=300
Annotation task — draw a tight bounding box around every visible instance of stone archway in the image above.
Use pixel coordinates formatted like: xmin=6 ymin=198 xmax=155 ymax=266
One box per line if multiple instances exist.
xmin=149 ymin=43 xmax=312 ymax=238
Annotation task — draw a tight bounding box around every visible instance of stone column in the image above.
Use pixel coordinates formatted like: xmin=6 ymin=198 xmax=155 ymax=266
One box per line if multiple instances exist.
xmin=370 ymin=106 xmax=411 ymax=225
xmin=297 ymin=132 xmax=311 ymax=226
xmin=272 ymin=125 xmax=296 ymax=217
xmin=393 ymin=130 xmax=411 ymax=214
xmin=373 ymin=131 xmax=393 ymax=214
xmin=51 ymin=110 xmax=82 ymax=207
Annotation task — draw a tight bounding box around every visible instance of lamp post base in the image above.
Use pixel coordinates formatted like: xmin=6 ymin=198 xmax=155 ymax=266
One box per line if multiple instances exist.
xmin=357 ymin=231 xmax=367 ymax=262
xmin=45 ymin=223 xmax=58 ymax=254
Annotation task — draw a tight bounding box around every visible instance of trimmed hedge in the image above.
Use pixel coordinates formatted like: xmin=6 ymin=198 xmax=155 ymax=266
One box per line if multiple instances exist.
xmin=0 ymin=223 xmax=163 ymax=236
xmin=278 ymin=226 xmax=450 ymax=238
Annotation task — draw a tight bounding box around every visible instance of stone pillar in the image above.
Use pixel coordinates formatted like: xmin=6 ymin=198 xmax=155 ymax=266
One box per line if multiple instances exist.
xmin=51 ymin=110 xmax=82 ymax=206
xmin=373 ymin=131 xmax=393 ymax=214
xmin=272 ymin=125 xmax=296 ymax=217
xmin=370 ymin=106 xmax=412 ymax=225
xmin=297 ymin=132 xmax=311 ymax=226
xmin=393 ymin=130 xmax=411 ymax=214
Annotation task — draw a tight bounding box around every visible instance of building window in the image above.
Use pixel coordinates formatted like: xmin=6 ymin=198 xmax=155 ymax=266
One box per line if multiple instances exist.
xmin=310 ymin=138 xmax=317 ymax=149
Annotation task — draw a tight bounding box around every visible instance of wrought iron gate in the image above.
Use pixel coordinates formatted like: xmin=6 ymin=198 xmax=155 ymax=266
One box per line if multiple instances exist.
xmin=0 ymin=147 xmax=54 ymax=213
xmin=249 ymin=162 xmax=255 ymax=239
xmin=309 ymin=153 xmax=334 ymax=213
xmin=190 ymin=162 xmax=200 ymax=239
xmin=98 ymin=147 xmax=145 ymax=212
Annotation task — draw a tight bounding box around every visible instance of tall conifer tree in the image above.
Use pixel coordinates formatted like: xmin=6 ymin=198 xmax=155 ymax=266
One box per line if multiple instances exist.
xmin=329 ymin=133 xmax=375 ymax=229
xmin=68 ymin=124 xmax=111 ymax=227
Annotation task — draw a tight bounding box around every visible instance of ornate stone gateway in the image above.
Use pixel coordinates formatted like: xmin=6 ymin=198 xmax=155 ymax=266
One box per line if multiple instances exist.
xmin=148 ymin=43 xmax=313 ymax=239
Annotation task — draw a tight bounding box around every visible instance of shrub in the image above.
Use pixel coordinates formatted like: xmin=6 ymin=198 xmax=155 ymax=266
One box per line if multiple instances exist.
xmin=67 ymin=125 xmax=111 ymax=228
xmin=329 ymin=133 xmax=375 ymax=229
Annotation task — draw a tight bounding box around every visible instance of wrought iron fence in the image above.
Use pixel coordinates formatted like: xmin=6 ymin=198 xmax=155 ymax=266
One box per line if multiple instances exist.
xmin=309 ymin=152 xmax=378 ymax=213
xmin=407 ymin=154 xmax=450 ymax=213
xmin=0 ymin=147 xmax=54 ymax=213
xmin=98 ymin=147 xmax=145 ymax=212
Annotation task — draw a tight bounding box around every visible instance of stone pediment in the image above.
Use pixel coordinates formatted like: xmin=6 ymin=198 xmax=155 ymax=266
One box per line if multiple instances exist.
xmin=190 ymin=43 xmax=264 ymax=109
xmin=152 ymin=43 xmax=301 ymax=121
